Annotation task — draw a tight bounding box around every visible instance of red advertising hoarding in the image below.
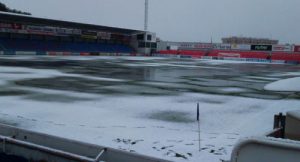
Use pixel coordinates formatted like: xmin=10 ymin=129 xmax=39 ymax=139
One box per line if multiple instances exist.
xmin=178 ymin=43 xmax=213 ymax=50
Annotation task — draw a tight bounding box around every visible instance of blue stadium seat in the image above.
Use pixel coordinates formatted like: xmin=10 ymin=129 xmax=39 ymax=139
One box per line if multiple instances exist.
xmin=0 ymin=38 xmax=133 ymax=53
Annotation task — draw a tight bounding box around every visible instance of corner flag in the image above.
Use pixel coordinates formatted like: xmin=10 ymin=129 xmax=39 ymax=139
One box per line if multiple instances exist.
xmin=197 ymin=103 xmax=199 ymax=121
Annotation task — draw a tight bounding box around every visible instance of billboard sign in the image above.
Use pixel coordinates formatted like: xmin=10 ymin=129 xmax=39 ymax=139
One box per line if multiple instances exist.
xmin=43 ymin=27 xmax=56 ymax=35
xmin=82 ymin=30 xmax=97 ymax=36
xmin=81 ymin=30 xmax=97 ymax=39
xmin=251 ymin=45 xmax=272 ymax=51
xmin=272 ymin=45 xmax=292 ymax=52
xmin=177 ymin=43 xmax=214 ymax=50
xmin=294 ymin=45 xmax=300 ymax=52
xmin=178 ymin=43 xmax=193 ymax=49
xmin=0 ymin=23 xmax=12 ymax=29
xmin=11 ymin=23 xmax=22 ymax=30
xmin=169 ymin=45 xmax=178 ymax=50
xmin=0 ymin=23 xmax=23 ymax=33
xmin=231 ymin=44 xmax=251 ymax=50
xmin=0 ymin=23 xmax=22 ymax=29
xmin=56 ymin=28 xmax=68 ymax=36
xmin=72 ymin=29 xmax=82 ymax=35
xmin=213 ymin=44 xmax=231 ymax=50
xmin=98 ymin=32 xmax=111 ymax=40
xmin=193 ymin=43 xmax=213 ymax=49
xmin=26 ymin=25 xmax=45 ymax=34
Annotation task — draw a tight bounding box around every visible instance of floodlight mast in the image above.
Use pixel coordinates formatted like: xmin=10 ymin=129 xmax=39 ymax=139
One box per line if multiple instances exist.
xmin=144 ymin=0 xmax=149 ymax=31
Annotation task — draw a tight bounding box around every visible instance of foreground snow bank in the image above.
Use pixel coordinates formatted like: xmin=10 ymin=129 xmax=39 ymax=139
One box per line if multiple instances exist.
xmin=264 ymin=77 xmax=300 ymax=92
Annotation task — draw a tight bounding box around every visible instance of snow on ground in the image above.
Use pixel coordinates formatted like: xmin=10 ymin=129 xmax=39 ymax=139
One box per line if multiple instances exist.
xmin=264 ymin=77 xmax=300 ymax=92
xmin=219 ymin=87 xmax=247 ymax=93
xmin=2 ymin=92 xmax=299 ymax=162
xmin=0 ymin=66 xmax=126 ymax=83
xmin=0 ymin=57 xmax=300 ymax=162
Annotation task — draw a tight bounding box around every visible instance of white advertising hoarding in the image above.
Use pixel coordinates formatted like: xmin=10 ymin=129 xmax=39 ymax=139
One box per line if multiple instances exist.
xmin=213 ymin=44 xmax=231 ymax=50
xmin=272 ymin=45 xmax=292 ymax=52
xmin=231 ymin=44 xmax=251 ymax=50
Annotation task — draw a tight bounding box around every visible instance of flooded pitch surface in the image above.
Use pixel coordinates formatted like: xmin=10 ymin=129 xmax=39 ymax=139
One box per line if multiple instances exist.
xmin=0 ymin=56 xmax=300 ymax=162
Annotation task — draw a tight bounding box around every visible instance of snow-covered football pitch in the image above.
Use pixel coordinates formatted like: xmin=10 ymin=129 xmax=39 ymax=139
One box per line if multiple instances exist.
xmin=0 ymin=56 xmax=300 ymax=162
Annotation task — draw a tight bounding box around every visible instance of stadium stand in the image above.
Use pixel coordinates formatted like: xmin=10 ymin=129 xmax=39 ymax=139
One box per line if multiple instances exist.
xmin=0 ymin=12 xmax=149 ymax=55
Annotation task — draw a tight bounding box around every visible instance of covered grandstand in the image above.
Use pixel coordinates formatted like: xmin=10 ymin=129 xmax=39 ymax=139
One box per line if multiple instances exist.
xmin=0 ymin=12 xmax=156 ymax=55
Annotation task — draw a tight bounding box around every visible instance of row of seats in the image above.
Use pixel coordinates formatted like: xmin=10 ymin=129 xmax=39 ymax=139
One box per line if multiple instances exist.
xmin=0 ymin=38 xmax=133 ymax=53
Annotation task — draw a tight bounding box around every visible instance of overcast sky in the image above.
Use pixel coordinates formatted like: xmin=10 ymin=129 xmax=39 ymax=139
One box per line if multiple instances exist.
xmin=2 ymin=0 xmax=300 ymax=44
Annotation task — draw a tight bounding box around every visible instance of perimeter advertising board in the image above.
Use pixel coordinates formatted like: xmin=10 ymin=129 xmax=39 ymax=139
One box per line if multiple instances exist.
xmin=81 ymin=30 xmax=97 ymax=39
xmin=98 ymin=32 xmax=111 ymax=40
xmin=0 ymin=23 xmax=11 ymax=28
xmin=26 ymin=25 xmax=44 ymax=34
xmin=193 ymin=43 xmax=213 ymax=49
xmin=178 ymin=43 xmax=193 ymax=49
xmin=213 ymin=44 xmax=231 ymax=50
xmin=0 ymin=23 xmax=24 ymax=34
xmin=178 ymin=43 xmax=213 ymax=50
xmin=231 ymin=44 xmax=251 ymax=50
xmin=294 ymin=46 xmax=300 ymax=52
xmin=272 ymin=45 xmax=292 ymax=52
xmin=251 ymin=45 xmax=272 ymax=51
xmin=0 ymin=23 xmax=22 ymax=29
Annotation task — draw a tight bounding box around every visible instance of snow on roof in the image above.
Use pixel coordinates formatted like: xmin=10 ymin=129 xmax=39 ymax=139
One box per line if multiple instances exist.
xmin=0 ymin=11 xmax=33 ymax=17
xmin=264 ymin=77 xmax=300 ymax=92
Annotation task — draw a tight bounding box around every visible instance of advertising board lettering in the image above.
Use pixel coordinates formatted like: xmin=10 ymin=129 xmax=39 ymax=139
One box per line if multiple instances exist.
xmin=193 ymin=44 xmax=213 ymax=49
xmin=251 ymin=45 xmax=272 ymax=51
xmin=72 ymin=29 xmax=82 ymax=35
xmin=98 ymin=32 xmax=110 ymax=39
xmin=180 ymin=44 xmax=193 ymax=48
xmin=213 ymin=44 xmax=231 ymax=50
xmin=82 ymin=30 xmax=97 ymax=36
xmin=0 ymin=23 xmax=12 ymax=28
xmin=272 ymin=45 xmax=292 ymax=52
xmin=11 ymin=23 xmax=22 ymax=30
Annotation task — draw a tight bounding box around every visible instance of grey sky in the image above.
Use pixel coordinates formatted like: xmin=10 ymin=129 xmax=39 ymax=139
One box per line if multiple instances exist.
xmin=2 ymin=0 xmax=300 ymax=44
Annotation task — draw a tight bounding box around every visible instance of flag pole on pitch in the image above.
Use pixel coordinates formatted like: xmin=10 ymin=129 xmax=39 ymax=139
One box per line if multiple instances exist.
xmin=197 ymin=102 xmax=201 ymax=151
